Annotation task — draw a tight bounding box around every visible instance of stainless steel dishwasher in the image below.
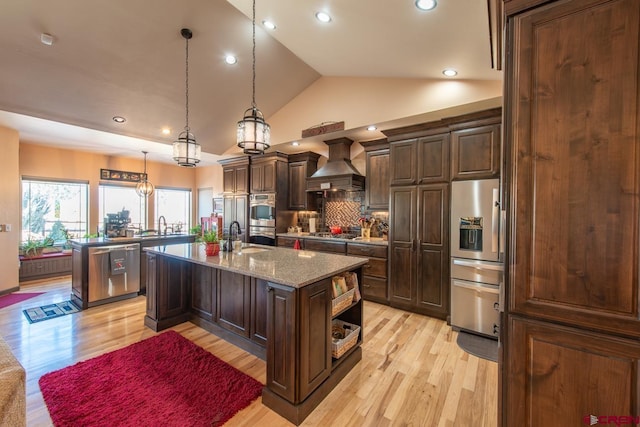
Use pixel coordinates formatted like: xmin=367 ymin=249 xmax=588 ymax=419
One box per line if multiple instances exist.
xmin=88 ymin=243 xmax=140 ymax=303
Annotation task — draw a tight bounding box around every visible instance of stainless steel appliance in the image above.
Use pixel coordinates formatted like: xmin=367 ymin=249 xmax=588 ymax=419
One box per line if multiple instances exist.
xmin=450 ymin=179 xmax=504 ymax=339
xmin=104 ymin=208 xmax=131 ymax=238
xmin=87 ymin=243 xmax=140 ymax=304
xmin=249 ymin=193 xmax=276 ymax=245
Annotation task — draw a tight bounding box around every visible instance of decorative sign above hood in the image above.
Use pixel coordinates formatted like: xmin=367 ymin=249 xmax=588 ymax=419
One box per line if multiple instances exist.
xmin=301 ymin=121 xmax=345 ymax=138
xmin=306 ymin=137 xmax=365 ymax=192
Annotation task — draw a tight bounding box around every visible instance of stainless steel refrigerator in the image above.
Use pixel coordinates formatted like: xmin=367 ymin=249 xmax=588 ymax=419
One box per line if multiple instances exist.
xmin=450 ymin=178 xmax=504 ymax=339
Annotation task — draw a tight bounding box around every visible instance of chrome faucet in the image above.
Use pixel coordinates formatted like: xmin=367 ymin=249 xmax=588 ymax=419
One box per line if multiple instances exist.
xmin=158 ymin=215 xmax=167 ymax=235
xmin=229 ymin=221 xmax=241 ymax=250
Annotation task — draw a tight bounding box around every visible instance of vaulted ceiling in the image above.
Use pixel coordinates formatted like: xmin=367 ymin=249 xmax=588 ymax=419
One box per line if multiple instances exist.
xmin=0 ymin=0 xmax=502 ymax=165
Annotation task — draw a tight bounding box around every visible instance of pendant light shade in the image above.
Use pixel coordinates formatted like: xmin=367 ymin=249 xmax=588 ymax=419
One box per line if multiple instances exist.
xmin=136 ymin=151 xmax=155 ymax=197
xmin=237 ymin=0 xmax=270 ymax=155
xmin=173 ymin=28 xmax=201 ymax=168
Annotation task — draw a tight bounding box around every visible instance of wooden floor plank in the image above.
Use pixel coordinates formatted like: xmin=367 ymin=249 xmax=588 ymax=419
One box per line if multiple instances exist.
xmin=0 ymin=277 xmax=497 ymax=426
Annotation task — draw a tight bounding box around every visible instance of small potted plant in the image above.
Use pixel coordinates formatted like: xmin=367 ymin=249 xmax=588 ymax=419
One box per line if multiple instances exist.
xmin=202 ymin=229 xmax=220 ymax=256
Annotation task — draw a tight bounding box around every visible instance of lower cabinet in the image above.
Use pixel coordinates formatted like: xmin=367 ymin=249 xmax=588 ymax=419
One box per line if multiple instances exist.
xmin=266 ymin=278 xmax=333 ymax=403
xmin=217 ymin=270 xmax=251 ymax=338
xmin=19 ymin=253 xmax=72 ymax=281
xmin=251 ymin=278 xmax=268 ymax=347
xmin=277 ymin=236 xmax=301 ymax=249
xmin=191 ymin=263 xmax=215 ymax=321
xmin=347 ymin=243 xmax=388 ymax=304
xmin=505 ymin=316 xmax=640 ymax=426
xmin=145 ymin=254 xmax=190 ymax=328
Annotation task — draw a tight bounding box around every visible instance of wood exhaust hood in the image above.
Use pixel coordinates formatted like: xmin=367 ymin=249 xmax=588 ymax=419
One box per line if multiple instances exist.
xmin=306 ymin=137 xmax=365 ymax=192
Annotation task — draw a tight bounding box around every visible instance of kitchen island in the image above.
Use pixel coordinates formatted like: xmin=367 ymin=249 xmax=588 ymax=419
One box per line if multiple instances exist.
xmin=69 ymin=234 xmax=196 ymax=309
xmin=143 ymin=243 xmax=368 ymax=425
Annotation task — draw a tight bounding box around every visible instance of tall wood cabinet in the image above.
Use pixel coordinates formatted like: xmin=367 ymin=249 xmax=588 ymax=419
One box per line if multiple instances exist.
xmin=502 ymin=0 xmax=640 ymax=424
xmin=250 ymin=152 xmax=289 ymax=193
xmin=219 ymin=156 xmax=250 ymax=240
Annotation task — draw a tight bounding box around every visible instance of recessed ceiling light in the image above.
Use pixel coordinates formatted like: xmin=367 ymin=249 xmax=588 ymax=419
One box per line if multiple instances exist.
xmin=40 ymin=33 xmax=54 ymax=46
xmin=262 ymin=20 xmax=276 ymax=30
xmin=367 ymin=125 xmax=377 ymax=131
xmin=225 ymin=55 xmax=237 ymax=65
xmin=162 ymin=128 xmax=171 ymax=135
xmin=291 ymin=141 xmax=300 ymax=146
xmin=443 ymin=68 xmax=458 ymax=77
xmin=415 ymin=0 xmax=437 ymax=11
xmin=315 ymin=12 xmax=332 ymax=23
xmin=112 ymin=116 xmax=126 ymax=123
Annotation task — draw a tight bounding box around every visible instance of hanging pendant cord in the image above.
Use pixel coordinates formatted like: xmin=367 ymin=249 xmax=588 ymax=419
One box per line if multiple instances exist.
xmin=185 ymin=35 xmax=190 ymax=132
xmin=251 ymin=0 xmax=256 ymax=109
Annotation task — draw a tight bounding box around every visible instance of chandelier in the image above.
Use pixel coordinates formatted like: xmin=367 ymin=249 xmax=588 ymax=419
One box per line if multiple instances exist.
xmin=237 ymin=0 xmax=271 ymax=155
xmin=173 ymin=28 xmax=201 ymax=167
xmin=136 ymin=151 xmax=155 ymax=197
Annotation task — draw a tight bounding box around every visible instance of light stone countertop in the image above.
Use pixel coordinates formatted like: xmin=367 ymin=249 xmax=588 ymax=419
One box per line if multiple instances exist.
xmin=277 ymin=232 xmax=389 ymax=246
xmin=144 ymin=243 xmax=369 ymax=288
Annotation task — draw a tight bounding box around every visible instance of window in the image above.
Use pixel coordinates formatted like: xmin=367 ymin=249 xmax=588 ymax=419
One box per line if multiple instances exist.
xmin=98 ymin=185 xmax=145 ymax=232
xmin=155 ymin=188 xmax=192 ymax=233
xmin=22 ymin=178 xmax=89 ymax=244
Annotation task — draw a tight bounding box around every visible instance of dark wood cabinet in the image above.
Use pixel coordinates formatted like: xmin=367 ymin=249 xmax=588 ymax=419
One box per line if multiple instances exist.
xmin=347 ymin=243 xmax=388 ymax=304
xmin=303 ymin=239 xmax=346 ymax=254
xmin=250 ymin=152 xmax=289 ymax=193
xmin=223 ymin=195 xmax=248 ymax=241
xmin=217 ymin=270 xmax=251 ymax=338
xmin=389 ymin=184 xmax=449 ymax=319
xmin=251 ymin=278 xmax=268 ymax=347
xmin=389 ymin=131 xmax=449 ymax=186
xmin=450 ymin=122 xmax=500 ymax=180
xmin=266 ymin=282 xmax=296 ymax=402
xmin=276 ymin=236 xmax=300 ymax=249
xmin=288 ymin=152 xmax=320 ymax=210
xmin=191 ymin=263 xmax=215 ymax=321
xmin=389 ymin=139 xmax=417 ymax=186
xmin=144 ymin=254 xmax=191 ymax=331
xmin=298 ymin=278 xmax=332 ymax=400
xmin=360 ymin=139 xmax=390 ymax=210
xmin=220 ymin=156 xmax=250 ymax=194
xmin=502 ymin=0 xmax=640 ymax=424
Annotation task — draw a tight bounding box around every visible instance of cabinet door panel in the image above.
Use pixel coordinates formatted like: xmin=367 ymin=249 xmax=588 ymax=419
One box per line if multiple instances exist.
xmin=451 ymin=124 xmax=500 ymax=180
xmin=366 ymin=149 xmax=390 ymax=209
xmin=251 ymin=278 xmax=268 ymax=347
xmin=217 ymin=270 xmax=250 ymax=337
xmin=234 ymin=165 xmax=249 ymax=193
xmin=223 ymin=168 xmax=235 ymax=193
xmin=509 ymin=0 xmax=640 ymax=336
xmin=192 ymin=264 xmax=215 ymax=321
xmin=266 ymin=283 xmax=296 ymax=402
xmin=262 ymin=162 xmax=276 ymax=192
xmin=505 ymin=316 xmax=640 ymax=426
xmin=417 ymin=133 xmax=449 ymax=183
xmin=390 ymin=140 xmax=417 ymax=185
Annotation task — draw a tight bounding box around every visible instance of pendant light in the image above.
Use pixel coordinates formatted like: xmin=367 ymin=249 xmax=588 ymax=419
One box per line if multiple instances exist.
xmin=237 ymin=0 xmax=271 ymax=155
xmin=136 ymin=151 xmax=155 ymax=197
xmin=173 ymin=28 xmax=201 ymax=167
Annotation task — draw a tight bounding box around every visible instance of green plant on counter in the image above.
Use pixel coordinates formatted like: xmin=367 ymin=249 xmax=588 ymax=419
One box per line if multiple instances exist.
xmin=201 ymin=229 xmax=218 ymax=244
xmin=190 ymin=224 xmax=203 ymax=242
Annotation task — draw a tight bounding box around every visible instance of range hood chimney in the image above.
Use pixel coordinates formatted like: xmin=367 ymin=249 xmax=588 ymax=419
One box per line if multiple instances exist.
xmin=306 ymin=137 xmax=365 ymax=192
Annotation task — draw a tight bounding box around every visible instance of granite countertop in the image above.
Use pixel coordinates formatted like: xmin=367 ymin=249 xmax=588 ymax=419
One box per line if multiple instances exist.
xmin=144 ymin=243 xmax=369 ymax=288
xmin=277 ymin=232 xmax=389 ymax=246
xmin=69 ymin=234 xmax=196 ymax=248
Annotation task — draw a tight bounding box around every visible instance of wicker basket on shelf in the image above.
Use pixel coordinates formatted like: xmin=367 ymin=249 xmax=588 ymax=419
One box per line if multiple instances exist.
xmin=331 ymin=319 xmax=361 ymax=359
xmin=331 ymin=287 xmax=356 ymax=316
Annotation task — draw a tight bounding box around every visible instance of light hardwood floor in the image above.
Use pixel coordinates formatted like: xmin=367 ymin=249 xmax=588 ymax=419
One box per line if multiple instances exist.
xmin=0 ymin=276 xmax=497 ymax=426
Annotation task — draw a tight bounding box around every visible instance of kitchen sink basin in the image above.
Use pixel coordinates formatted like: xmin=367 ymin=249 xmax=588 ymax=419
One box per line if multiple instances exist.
xmin=238 ymin=247 xmax=271 ymax=254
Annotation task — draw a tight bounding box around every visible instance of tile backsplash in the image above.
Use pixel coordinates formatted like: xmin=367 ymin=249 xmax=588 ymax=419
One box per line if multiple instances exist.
xmin=324 ymin=191 xmax=363 ymax=227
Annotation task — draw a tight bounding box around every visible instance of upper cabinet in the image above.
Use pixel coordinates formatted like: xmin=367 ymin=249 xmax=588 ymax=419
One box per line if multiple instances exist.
xmin=250 ymin=152 xmax=288 ymax=193
xmin=220 ymin=156 xmax=250 ymax=194
xmin=288 ymin=152 xmax=320 ymax=210
xmin=389 ymin=132 xmax=450 ymax=186
xmin=360 ymin=139 xmax=390 ymax=210
xmin=450 ymin=120 xmax=500 ymax=180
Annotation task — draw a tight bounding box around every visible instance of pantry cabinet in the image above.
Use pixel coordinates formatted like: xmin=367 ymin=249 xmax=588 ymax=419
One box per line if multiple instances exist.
xmin=250 ymin=152 xmax=288 ymax=193
xmin=450 ymin=121 xmax=500 ymax=180
xmin=388 ymin=184 xmax=449 ymax=319
xmin=220 ymin=156 xmax=250 ymax=194
xmin=501 ymin=0 xmax=640 ymax=425
xmin=389 ymin=130 xmax=449 ymax=186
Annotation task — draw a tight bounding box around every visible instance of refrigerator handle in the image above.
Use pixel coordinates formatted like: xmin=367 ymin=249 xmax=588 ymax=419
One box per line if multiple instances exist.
xmin=492 ymin=188 xmax=499 ymax=253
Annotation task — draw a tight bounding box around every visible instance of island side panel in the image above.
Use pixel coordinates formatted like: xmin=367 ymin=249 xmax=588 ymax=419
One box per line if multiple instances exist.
xmin=266 ymin=282 xmax=296 ymax=402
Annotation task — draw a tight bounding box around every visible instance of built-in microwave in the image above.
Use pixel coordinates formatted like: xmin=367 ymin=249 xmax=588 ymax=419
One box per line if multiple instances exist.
xmin=249 ymin=193 xmax=276 ymax=227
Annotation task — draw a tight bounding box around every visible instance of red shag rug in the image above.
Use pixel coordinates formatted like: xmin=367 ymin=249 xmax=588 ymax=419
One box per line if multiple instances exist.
xmin=39 ymin=330 xmax=264 ymax=427
xmin=0 ymin=292 xmax=44 ymax=309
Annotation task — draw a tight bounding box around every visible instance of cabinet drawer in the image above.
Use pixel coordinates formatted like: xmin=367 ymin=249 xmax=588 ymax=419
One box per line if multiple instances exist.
xmin=304 ymin=239 xmax=346 ymax=254
xmin=361 ymin=275 xmax=388 ymax=300
xmin=347 ymin=243 xmax=387 ymax=259
xmin=277 ymin=237 xmax=299 ymax=248
xmin=362 ymin=258 xmax=387 ymax=278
